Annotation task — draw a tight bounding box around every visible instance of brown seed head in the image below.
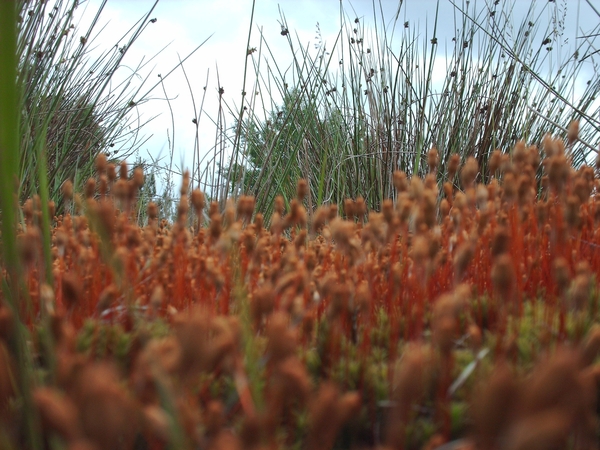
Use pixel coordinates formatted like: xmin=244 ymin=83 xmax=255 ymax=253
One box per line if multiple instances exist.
xmin=427 ymin=147 xmax=439 ymax=173
xmin=18 ymin=227 xmax=40 ymax=266
xmin=119 ymin=161 xmax=128 ymax=180
xmin=491 ymin=254 xmax=516 ymax=301
xmin=34 ymin=387 xmax=80 ymax=442
xmin=150 ymin=285 xmax=164 ymax=311
xmin=96 ymin=199 xmax=116 ymax=236
xmin=132 ymin=167 xmax=144 ymax=189
xmin=528 ymin=145 xmax=541 ymax=169
xmin=355 ymin=196 xmax=366 ymax=218
xmin=468 ymin=324 xmax=482 ymax=350
xmin=266 ymin=312 xmax=296 ymax=364
xmin=330 ymin=217 xmax=355 ymax=246
xmin=98 ymin=175 xmax=108 ymax=197
xmin=237 ymin=195 xmax=255 ymax=222
xmin=177 ymin=172 xmax=189 ymax=198
xmin=433 ymin=314 xmax=457 ymax=356
xmin=412 ymin=235 xmax=429 ymax=266
xmin=461 ymin=157 xmax=478 ymax=187
xmin=328 ymin=204 xmax=338 ymax=221
xmin=210 ymin=214 xmax=222 ymax=240
xmin=335 ymin=391 xmax=362 ymax=426
xmin=502 ymin=172 xmax=516 ymax=202
xmin=84 ymin=178 xmax=96 ymax=199
xmin=568 ymin=120 xmax=579 ymax=145
xmin=112 ymin=179 xmax=128 ymax=203
xmin=251 ymin=284 xmax=275 ymax=325
xmin=147 ymin=202 xmax=158 ymax=220
xmin=385 ymin=344 xmax=431 ymax=448
xmin=61 ymin=180 xmax=73 ymax=200
xmin=535 ymin=201 xmax=548 ymax=225
xmin=574 ymin=171 xmax=593 ymax=204
xmin=296 ymin=179 xmax=308 ymax=201
xmin=142 ymin=405 xmax=170 ymax=444
xmin=61 ymin=273 xmax=83 ymax=310
xmin=517 ymin=174 xmax=534 ymax=206
xmin=547 ymin=155 xmax=569 ymax=193
xmin=174 ymin=309 xmax=237 ymax=376
xmin=393 ymin=170 xmax=408 ymax=193
xmin=274 ymin=195 xmax=285 ymax=215
xmin=424 ymin=173 xmax=437 ymax=193
xmin=568 ymin=273 xmax=591 ymax=311
xmin=95 ymin=153 xmax=108 ymax=174
xmin=520 ymin=348 xmax=584 ymax=421
xmin=448 ymin=154 xmax=461 ymax=180
xmin=470 ymin=361 xmax=520 ymax=449
xmin=552 ymin=257 xmax=570 ymax=295
xmin=409 ymin=176 xmax=424 ymax=201
xmin=23 ymin=198 xmax=34 ymax=222
xmin=305 ymin=382 xmax=359 ymax=450
xmin=489 ymin=149 xmax=503 ymax=175
xmin=576 ymin=261 xmax=591 ymax=277
xmin=272 ymin=356 xmax=312 ymax=407
xmin=311 ymin=206 xmax=329 ymax=233
xmin=254 ymin=213 xmax=264 ymax=232
xmin=107 ymin=163 xmax=117 ymax=182
xmin=565 ymin=195 xmax=581 ymax=229
xmin=73 ymin=363 xmax=140 ymax=449
xmin=421 ymin=190 xmax=437 ymax=229
xmin=177 ymin=198 xmax=189 ymax=222
xmin=453 ymin=242 xmax=474 ymax=281
xmin=97 ymin=284 xmax=119 ymax=313
xmin=476 ymin=185 xmax=488 ymax=209
xmin=512 ymin=141 xmax=528 ymax=167
xmin=504 ymin=409 xmax=570 ymax=450
xmin=543 ymin=134 xmax=564 ymax=158
xmin=491 ymin=226 xmax=510 ymax=258
xmin=343 ymin=199 xmax=355 ymax=219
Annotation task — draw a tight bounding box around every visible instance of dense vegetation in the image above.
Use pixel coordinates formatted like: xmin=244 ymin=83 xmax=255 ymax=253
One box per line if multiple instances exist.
xmin=2 ymin=1 xmax=600 ymax=449
xmin=206 ymin=0 xmax=600 ymax=221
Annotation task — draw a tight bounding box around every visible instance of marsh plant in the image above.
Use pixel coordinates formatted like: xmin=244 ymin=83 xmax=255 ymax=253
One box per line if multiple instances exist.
xmin=204 ymin=0 xmax=600 ymax=221
xmin=16 ymin=0 xmax=209 ymax=211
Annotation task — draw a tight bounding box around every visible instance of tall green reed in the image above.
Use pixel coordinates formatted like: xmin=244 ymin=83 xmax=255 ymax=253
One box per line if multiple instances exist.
xmin=0 ymin=2 xmax=43 ymax=448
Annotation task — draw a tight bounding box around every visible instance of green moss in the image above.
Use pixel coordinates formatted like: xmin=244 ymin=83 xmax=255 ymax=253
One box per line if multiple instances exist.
xmin=450 ymin=401 xmax=469 ymax=439
xmin=405 ymin=415 xmax=436 ymax=450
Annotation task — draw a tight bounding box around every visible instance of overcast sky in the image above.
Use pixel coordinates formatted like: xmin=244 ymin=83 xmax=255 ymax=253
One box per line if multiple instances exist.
xmin=78 ymin=0 xmax=600 ymax=189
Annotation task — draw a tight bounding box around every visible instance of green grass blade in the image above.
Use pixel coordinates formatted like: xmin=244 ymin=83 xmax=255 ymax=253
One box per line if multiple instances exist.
xmin=0 ymin=2 xmax=43 ymax=449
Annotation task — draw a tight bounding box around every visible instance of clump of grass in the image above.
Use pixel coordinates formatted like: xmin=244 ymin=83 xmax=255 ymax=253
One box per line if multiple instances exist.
xmin=17 ymin=0 xmax=209 ymax=212
xmin=211 ymin=0 xmax=600 ymax=222
xmin=17 ymin=0 xmax=161 ymax=206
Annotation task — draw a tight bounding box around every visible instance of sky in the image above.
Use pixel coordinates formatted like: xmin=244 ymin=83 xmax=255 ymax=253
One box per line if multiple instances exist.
xmin=76 ymin=0 xmax=600 ymax=190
